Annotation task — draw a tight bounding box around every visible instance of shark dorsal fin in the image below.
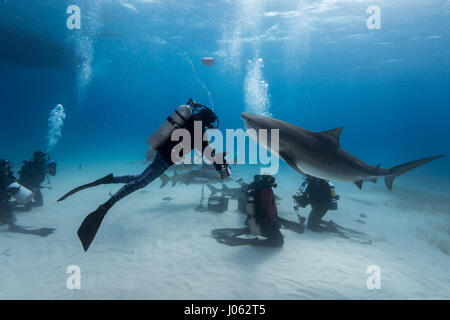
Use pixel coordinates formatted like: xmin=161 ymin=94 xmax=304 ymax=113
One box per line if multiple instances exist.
xmin=318 ymin=127 xmax=344 ymax=147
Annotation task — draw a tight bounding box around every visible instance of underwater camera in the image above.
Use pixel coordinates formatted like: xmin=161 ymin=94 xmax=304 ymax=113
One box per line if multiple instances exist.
xmin=293 ymin=193 xmax=309 ymax=209
xmin=207 ymin=195 xmax=229 ymax=213
xmin=293 ymin=179 xmax=310 ymax=209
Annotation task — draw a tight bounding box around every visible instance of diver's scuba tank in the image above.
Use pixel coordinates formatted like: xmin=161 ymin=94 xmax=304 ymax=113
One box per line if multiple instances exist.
xmin=8 ymin=182 xmax=34 ymax=204
xmin=244 ymin=175 xmax=277 ymax=235
xmin=147 ymin=104 xmax=193 ymax=150
xmin=245 ymin=196 xmax=261 ymax=236
xmin=328 ymin=181 xmax=339 ymax=211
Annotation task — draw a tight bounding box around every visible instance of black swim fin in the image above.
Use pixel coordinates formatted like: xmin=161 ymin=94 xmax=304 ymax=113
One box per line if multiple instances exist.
xmin=8 ymin=224 xmax=55 ymax=237
xmin=57 ymin=174 xmax=114 ymax=202
xmin=211 ymin=227 xmax=250 ymax=239
xmin=216 ymin=236 xmax=283 ymax=247
xmin=277 ymin=216 xmax=305 ymax=234
xmin=77 ymin=205 xmax=109 ymax=251
xmin=216 ymin=236 xmax=260 ymax=246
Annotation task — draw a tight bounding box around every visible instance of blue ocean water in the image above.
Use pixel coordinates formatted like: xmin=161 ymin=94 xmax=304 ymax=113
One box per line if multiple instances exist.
xmin=1 ymin=1 xmax=450 ymax=300
xmin=0 ymin=0 xmax=449 ymax=179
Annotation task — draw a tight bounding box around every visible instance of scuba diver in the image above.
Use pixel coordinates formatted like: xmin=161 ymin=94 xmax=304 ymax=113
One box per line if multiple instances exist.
xmin=293 ymin=176 xmax=372 ymax=244
xmin=0 ymin=159 xmax=54 ymax=237
xmin=0 ymin=159 xmax=18 ymax=226
xmin=18 ymin=151 xmax=57 ymax=208
xmin=293 ymin=175 xmax=339 ymax=231
xmin=213 ymin=174 xmax=284 ymax=247
xmin=58 ymin=98 xmax=231 ymax=251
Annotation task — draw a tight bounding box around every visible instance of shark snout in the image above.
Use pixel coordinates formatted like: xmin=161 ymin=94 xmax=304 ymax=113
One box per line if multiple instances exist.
xmin=241 ymin=113 xmax=251 ymax=122
xmin=241 ymin=112 xmax=254 ymax=129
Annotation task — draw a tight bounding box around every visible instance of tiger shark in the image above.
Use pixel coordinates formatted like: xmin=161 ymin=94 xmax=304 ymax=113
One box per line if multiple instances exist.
xmin=241 ymin=113 xmax=443 ymax=190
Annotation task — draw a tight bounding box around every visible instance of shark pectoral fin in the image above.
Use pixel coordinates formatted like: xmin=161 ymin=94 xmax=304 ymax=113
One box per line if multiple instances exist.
xmin=318 ymin=127 xmax=344 ymax=147
xmin=354 ymin=180 xmax=364 ymax=189
xmin=385 ymin=176 xmax=394 ymax=191
xmin=280 ymin=152 xmax=306 ymax=176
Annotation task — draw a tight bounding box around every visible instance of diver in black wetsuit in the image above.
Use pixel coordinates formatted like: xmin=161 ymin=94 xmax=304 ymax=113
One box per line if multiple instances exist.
xmin=293 ymin=176 xmax=339 ymax=230
xmin=0 ymin=159 xmax=54 ymax=237
xmin=18 ymin=151 xmax=57 ymax=208
xmin=0 ymin=160 xmax=18 ymax=227
xmin=58 ymin=99 xmax=231 ymax=251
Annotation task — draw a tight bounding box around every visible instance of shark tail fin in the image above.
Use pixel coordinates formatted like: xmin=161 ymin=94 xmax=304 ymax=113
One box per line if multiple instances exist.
xmin=206 ymin=183 xmax=219 ymax=196
xmin=159 ymin=173 xmax=169 ymax=188
xmin=384 ymin=155 xmax=444 ymax=191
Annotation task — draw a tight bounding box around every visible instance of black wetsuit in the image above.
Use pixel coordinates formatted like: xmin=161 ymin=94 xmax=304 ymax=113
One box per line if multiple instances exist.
xmin=18 ymin=159 xmax=47 ymax=207
xmin=0 ymin=163 xmax=17 ymax=226
xmin=104 ymin=118 xmax=222 ymax=210
xmin=305 ymin=178 xmax=332 ymax=227
xmin=68 ymin=105 xmax=229 ymax=251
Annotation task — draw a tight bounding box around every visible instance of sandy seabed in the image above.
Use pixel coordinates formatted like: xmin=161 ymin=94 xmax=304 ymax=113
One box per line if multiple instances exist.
xmin=1 ymin=162 xmax=449 ymax=299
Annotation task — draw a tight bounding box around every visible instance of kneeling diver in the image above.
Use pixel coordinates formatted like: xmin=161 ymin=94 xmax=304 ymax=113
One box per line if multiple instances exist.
xmin=18 ymin=151 xmax=57 ymax=208
xmin=0 ymin=159 xmax=54 ymax=237
xmin=293 ymin=175 xmax=339 ymax=230
xmin=213 ymin=174 xmax=284 ymax=247
xmin=58 ymin=99 xmax=230 ymax=251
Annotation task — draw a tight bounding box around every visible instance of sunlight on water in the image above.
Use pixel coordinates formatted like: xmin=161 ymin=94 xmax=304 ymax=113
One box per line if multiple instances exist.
xmin=221 ymin=0 xmax=264 ymax=71
xmin=0 ymin=0 xmax=449 ymax=301
xmin=284 ymin=0 xmax=311 ymax=75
